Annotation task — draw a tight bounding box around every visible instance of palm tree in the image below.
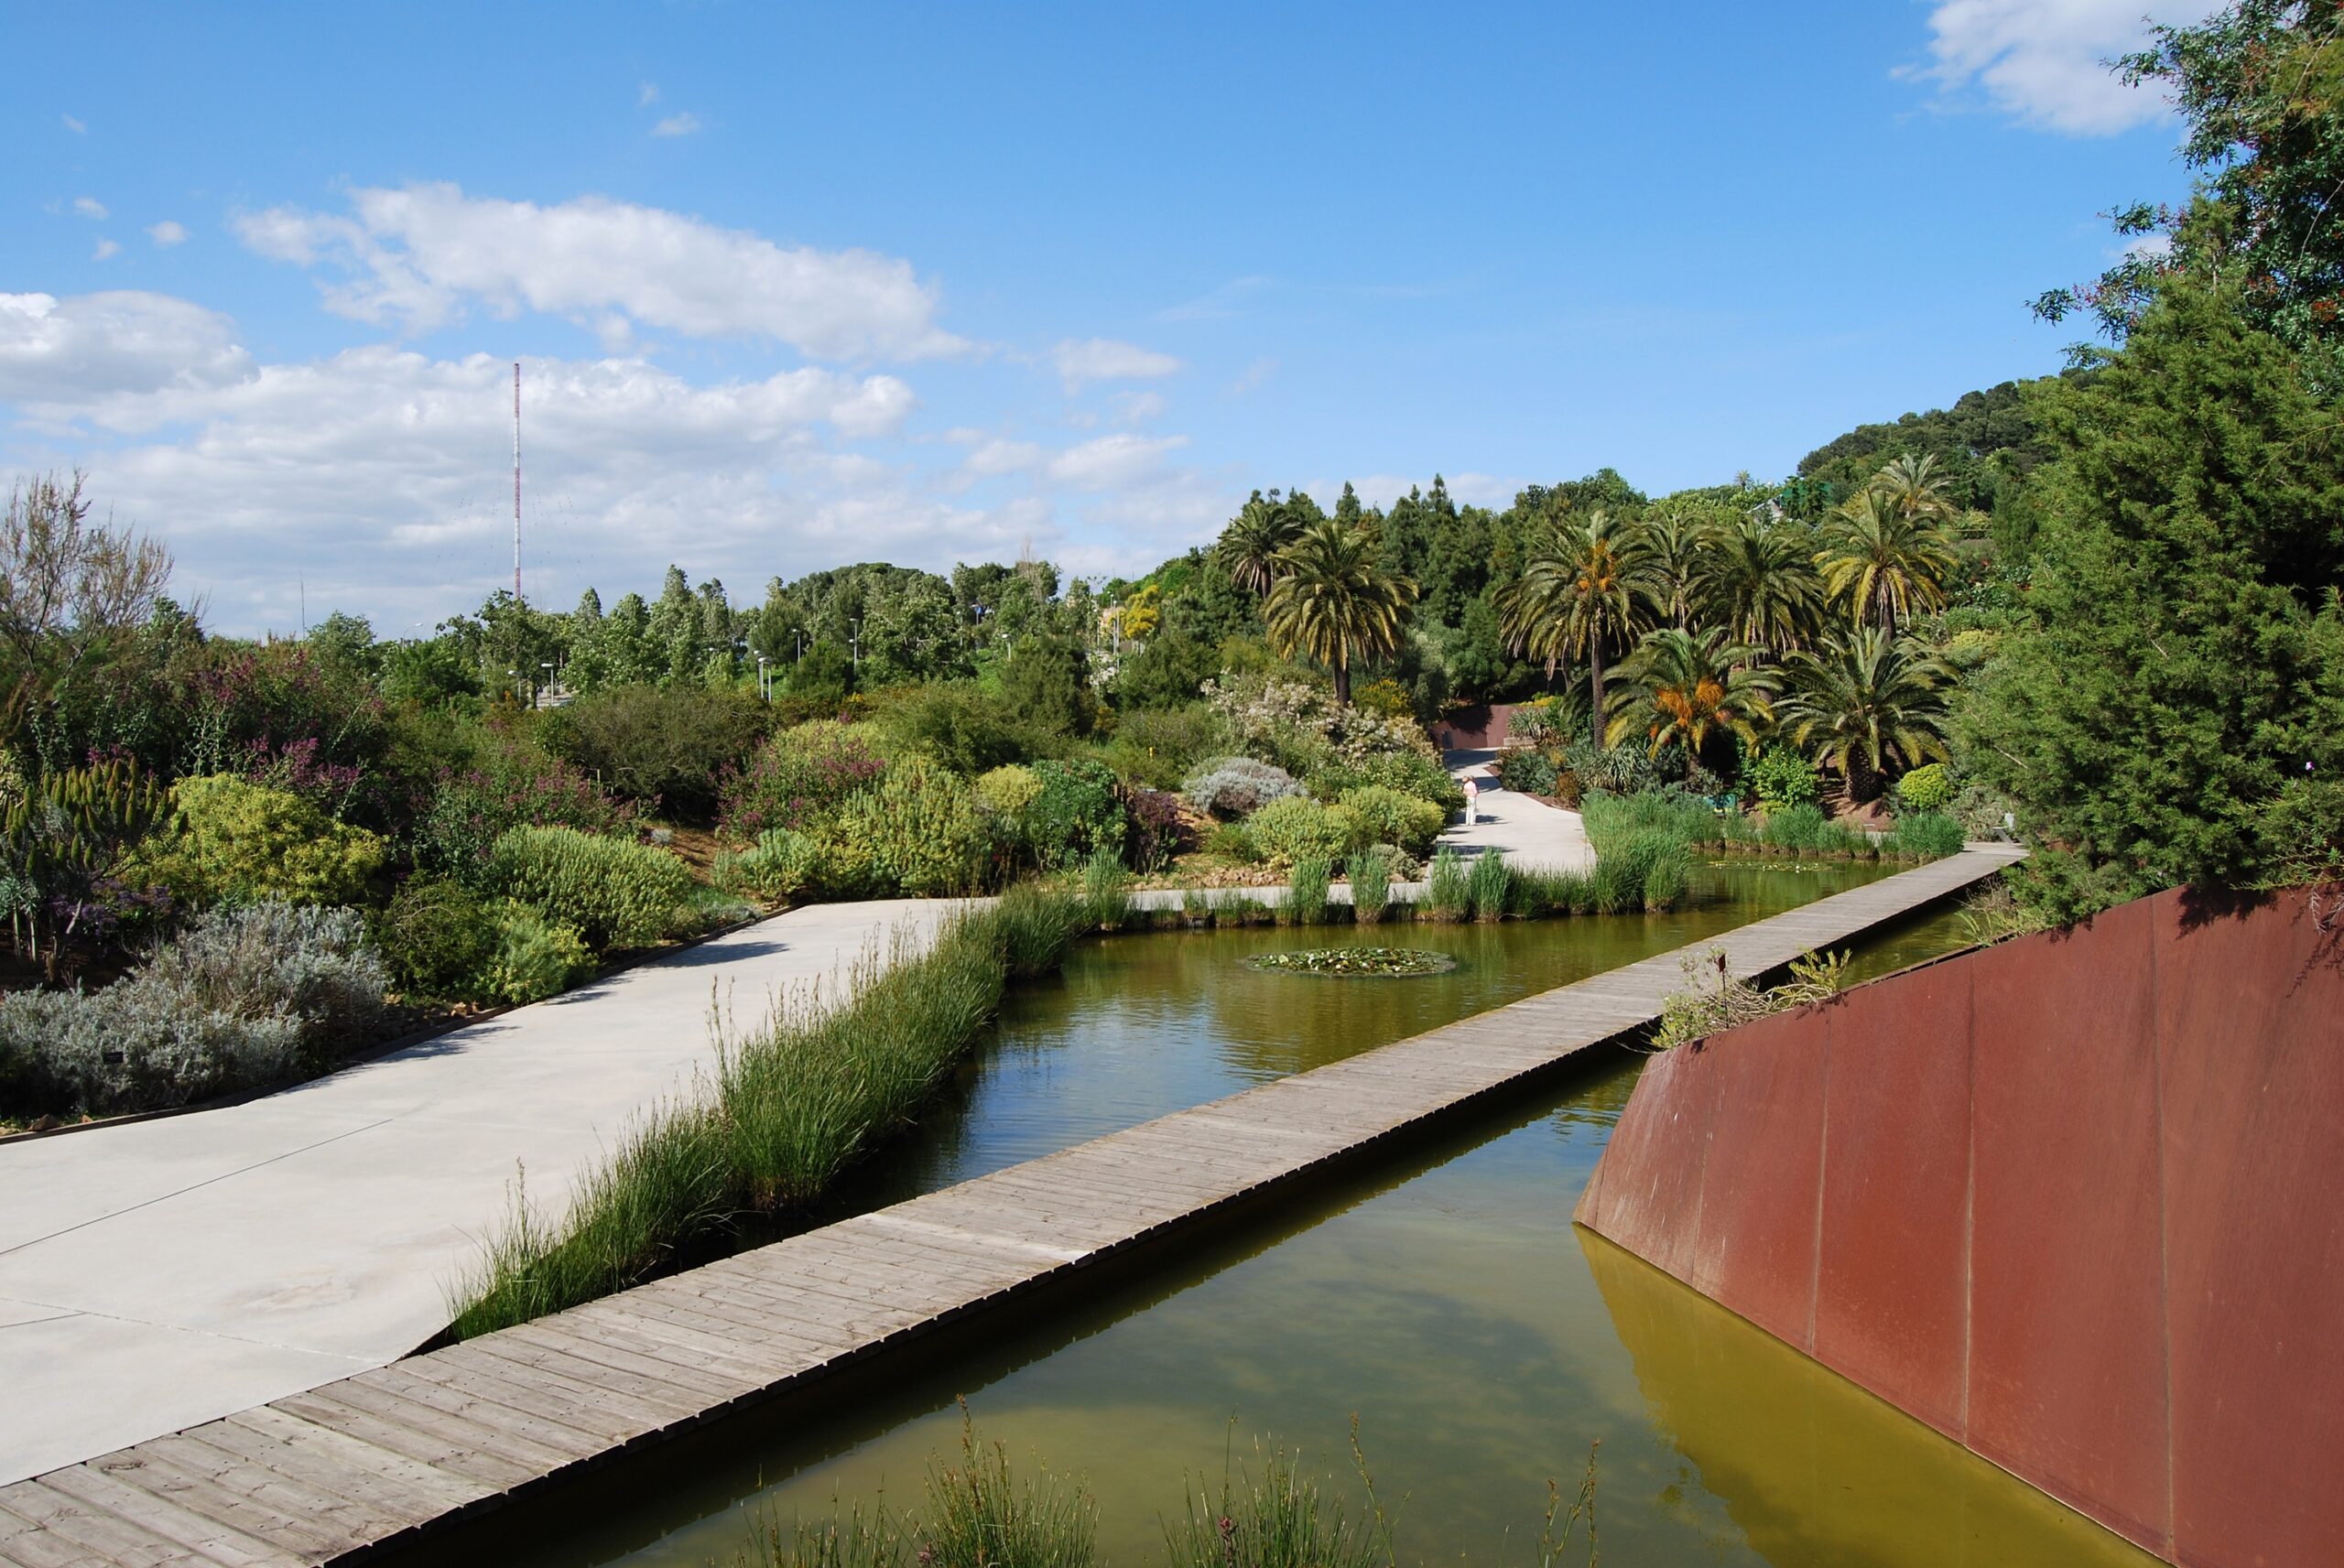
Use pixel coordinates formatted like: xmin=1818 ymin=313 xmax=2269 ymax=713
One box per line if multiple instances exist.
xmin=1814 ymin=489 xmax=1957 ymax=637
xmin=1262 ymin=520 xmax=1416 ymax=706
xmin=1774 ymin=628 xmax=1952 ymax=804
xmin=1870 ymin=452 xmax=1958 ymax=527
xmin=1605 ymin=627 xmax=1777 ymax=783
xmin=1215 ymin=495 xmax=1304 ymax=597
xmin=1643 ymin=505 xmax=1704 ymax=630
xmin=1691 ymin=512 xmax=1826 ymax=657
xmin=1494 ymin=508 xmax=1655 ymax=745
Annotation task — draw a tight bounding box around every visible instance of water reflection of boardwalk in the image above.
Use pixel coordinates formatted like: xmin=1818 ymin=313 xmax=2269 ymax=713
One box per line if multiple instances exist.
xmin=0 ymin=849 xmax=2021 ymax=1568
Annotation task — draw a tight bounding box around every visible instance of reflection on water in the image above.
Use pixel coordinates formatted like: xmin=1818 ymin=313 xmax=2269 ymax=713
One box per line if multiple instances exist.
xmin=484 ymin=866 xmax=2147 ymax=1568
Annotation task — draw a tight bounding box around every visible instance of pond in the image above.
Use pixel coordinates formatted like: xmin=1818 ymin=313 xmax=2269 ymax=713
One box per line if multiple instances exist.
xmin=471 ymin=863 xmax=2151 ymax=1568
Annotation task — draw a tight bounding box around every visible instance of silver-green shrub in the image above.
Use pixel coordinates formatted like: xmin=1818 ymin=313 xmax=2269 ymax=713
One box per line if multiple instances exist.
xmin=0 ymin=901 xmax=385 ymax=1117
xmin=1183 ymin=756 xmax=1302 ymax=818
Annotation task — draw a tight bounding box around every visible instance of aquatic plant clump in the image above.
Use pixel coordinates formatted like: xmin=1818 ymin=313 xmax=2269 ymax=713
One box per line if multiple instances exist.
xmin=1248 ymin=946 xmax=1457 ymax=978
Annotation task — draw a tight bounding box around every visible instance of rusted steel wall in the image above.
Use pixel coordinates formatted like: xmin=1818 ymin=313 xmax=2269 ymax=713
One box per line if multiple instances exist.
xmin=1430 ymin=702 xmax=1515 ymax=752
xmin=1574 ymin=884 xmax=2344 ymax=1568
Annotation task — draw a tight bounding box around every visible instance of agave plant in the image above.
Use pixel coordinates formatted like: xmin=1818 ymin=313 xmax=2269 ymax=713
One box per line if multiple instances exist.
xmin=1774 ymin=629 xmax=1953 ymax=804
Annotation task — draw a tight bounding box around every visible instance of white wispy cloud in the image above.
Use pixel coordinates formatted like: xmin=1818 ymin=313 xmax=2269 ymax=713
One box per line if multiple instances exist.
xmin=1050 ymin=337 xmax=1181 ymax=390
xmin=0 ymin=291 xmax=254 ymax=402
xmin=637 ymin=82 xmax=660 ymax=106
xmin=72 ymin=197 xmax=108 ymax=220
xmin=147 ymin=221 xmax=189 ymax=247
xmin=1047 ymin=432 xmax=1188 ymax=490
xmin=234 ymin=183 xmax=971 ymax=360
xmin=91 ymin=239 xmax=120 ymax=262
xmin=61 ymin=114 xmax=85 ymax=134
xmin=1915 ymin=0 xmax=2223 ymax=135
xmin=1229 ymin=357 xmax=1275 ymax=396
xmin=651 ymin=112 xmax=701 ymax=137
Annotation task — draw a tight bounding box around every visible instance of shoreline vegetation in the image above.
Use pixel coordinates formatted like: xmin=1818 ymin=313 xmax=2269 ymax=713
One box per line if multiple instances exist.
xmin=730 ymin=1411 xmax=1600 ymax=1568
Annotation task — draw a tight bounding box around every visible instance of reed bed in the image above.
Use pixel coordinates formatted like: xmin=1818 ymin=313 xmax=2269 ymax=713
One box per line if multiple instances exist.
xmin=448 ymin=886 xmax=1085 ymax=1337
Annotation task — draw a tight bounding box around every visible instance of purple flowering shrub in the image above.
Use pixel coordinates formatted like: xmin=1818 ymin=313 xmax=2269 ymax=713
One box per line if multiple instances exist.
xmin=412 ymin=741 xmax=640 ymax=880
xmin=1123 ymin=785 xmax=1189 ymax=871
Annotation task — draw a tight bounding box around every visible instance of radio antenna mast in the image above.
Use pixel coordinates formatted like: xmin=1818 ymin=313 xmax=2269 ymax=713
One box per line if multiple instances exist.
xmin=512 ymin=362 xmax=524 ymax=603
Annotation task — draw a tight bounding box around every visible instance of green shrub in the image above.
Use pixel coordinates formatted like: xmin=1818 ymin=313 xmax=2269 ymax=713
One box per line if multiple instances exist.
xmin=1026 ymin=759 xmax=1126 ymax=869
xmin=538 ymin=683 xmax=770 ymax=821
xmin=1467 ymin=849 xmax=1512 ymax=922
xmin=371 ymin=876 xmax=496 ymax=1000
xmin=487 ymin=826 xmax=693 ymax=951
xmin=482 ymin=901 xmax=596 ymax=1003
xmin=1895 ymin=762 xmax=1954 ymax=814
xmin=1345 ymin=846 xmax=1393 ymax=925
xmin=1747 ymin=746 xmax=1821 ymax=814
xmin=1510 ymin=867 xmax=1596 ymax=916
xmin=1578 ymin=790 xmax=1720 ymax=857
xmin=1886 ymin=810 xmax=1964 ymax=860
xmin=1202 ymin=819 xmax=1258 ymax=862
xmin=1104 ymin=703 xmax=1226 ymax=790
xmin=1336 ymin=784 xmax=1446 ymax=856
xmin=1287 ymin=857 xmax=1331 ymax=925
xmin=1494 ymin=751 xmax=1558 ymax=795
xmin=151 ymin=774 xmax=385 ymax=907
xmin=1246 ymin=795 xmax=1364 ymax=868
xmin=973 ymin=762 xmax=1043 ymax=845
xmin=1424 ymin=847 xmax=1471 ymax=921
xmin=1308 ymin=750 xmax=1465 ymax=815
xmin=1184 ymin=756 xmax=1301 ymax=818
xmin=993 ymin=882 xmax=1087 ymax=978
xmin=872 ymin=681 xmax=1047 ymax=776
xmin=836 ymin=758 xmax=992 ymax=895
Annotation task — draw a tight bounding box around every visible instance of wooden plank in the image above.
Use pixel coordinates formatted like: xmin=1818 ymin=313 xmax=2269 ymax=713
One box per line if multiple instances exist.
xmin=343 ymin=1364 xmax=609 ymax=1462
xmin=0 ymin=1483 xmax=213 ymax=1568
xmin=29 ymin=1469 xmax=294 ymax=1568
xmin=71 ymin=1450 xmax=355 ymax=1562
xmin=266 ymin=1390 xmax=546 ymax=1491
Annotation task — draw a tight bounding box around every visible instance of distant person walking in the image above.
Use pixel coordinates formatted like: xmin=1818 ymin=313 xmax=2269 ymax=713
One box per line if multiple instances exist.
xmin=1463 ymin=774 xmax=1481 ymax=826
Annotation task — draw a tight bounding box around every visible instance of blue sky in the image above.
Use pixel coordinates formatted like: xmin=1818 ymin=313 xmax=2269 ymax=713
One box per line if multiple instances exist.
xmin=5 ymin=1 xmax=2215 ymax=635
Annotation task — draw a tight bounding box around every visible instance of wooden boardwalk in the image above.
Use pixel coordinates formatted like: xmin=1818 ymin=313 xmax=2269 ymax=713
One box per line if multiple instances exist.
xmin=0 ymin=848 xmax=2022 ymax=1567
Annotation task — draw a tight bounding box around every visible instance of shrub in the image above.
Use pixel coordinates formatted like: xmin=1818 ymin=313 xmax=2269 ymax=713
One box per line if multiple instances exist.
xmin=1337 ymin=785 xmax=1446 ymax=856
xmin=409 ymin=742 xmax=638 ymax=880
xmin=1895 ymin=762 xmax=1954 ymax=815
xmin=1748 ymin=745 xmax=1821 ymax=814
xmin=487 ymin=826 xmax=693 ymax=951
xmin=1286 ymin=857 xmax=1331 ymax=925
xmin=538 ymin=684 xmax=770 ymax=820
xmin=1511 ymin=866 xmax=1596 ymax=915
xmin=1308 ymin=749 xmax=1463 ymax=814
xmin=835 ymin=758 xmax=992 ymax=895
xmin=1755 ymin=802 xmax=1872 ymax=856
xmin=1885 ymin=810 xmax=1964 ymax=860
xmin=1467 ymin=850 xmax=1512 ymax=922
xmin=871 ymin=681 xmax=1047 ymax=777
xmin=371 ymin=876 xmax=496 ymax=1000
xmin=1562 ymin=741 xmax=1679 ymax=796
xmin=1655 ymin=945 xmax=1851 ymax=1050
xmin=1244 ymin=795 xmax=1363 ymax=869
xmin=480 ymin=901 xmax=595 ymax=1004
xmin=993 ymin=882 xmax=1086 ymax=978
xmin=1184 ymin=756 xmax=1302 ymax=818
xmin=1425 ymin=847 xmax=1471 ymax=921
xmin=0 ymin=901 xmax=386 ymax=1118
xmin=1102 ymin=703 xmax=1226 ymax=790
xmin=1123 ymin=785 xmax=1188 ymax=872
xmin=719 ymin=720 xmax=888 ymax=840
xmin=1346 ymin=846 xmax=1393 ymax=925
xmin=1202 ymin=819 xmax=1259 ymax=862
xmin=1026 ymin=759 xmax=1126 ymax=870
xmin=1578 ymin=790 xmax=1720 ymax=858
xmin=150 ymin=774 xmax=385 ymax=907
xmin=1494 ymin=751 xmax=1558 ymax=795
xmin=974 ymin=763 xmax=1043 ymax=827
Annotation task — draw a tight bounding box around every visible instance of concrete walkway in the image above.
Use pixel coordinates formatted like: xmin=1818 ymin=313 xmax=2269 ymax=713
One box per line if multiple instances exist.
xmin=0 ymin=898 xmax=958 ymax=1487
xmin=1442 ymin=752 xmax=1597 ymax=873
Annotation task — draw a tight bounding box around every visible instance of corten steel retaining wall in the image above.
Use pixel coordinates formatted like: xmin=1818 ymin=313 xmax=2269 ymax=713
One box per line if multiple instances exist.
xmin=1573 ymin=884 xmax=2344 ymax=1568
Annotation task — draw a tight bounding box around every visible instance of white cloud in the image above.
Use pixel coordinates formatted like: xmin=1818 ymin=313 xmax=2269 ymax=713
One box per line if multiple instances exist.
xmin=1051 ymin=337 xmax=1181 ymax=390
xmin=638 ymin=82 xmax=660 ymax=106
xmin=0 ymin=291 xmax=254 ymax=402
xmin=1916 ymin=0 xmax=2224 ymax=135
xmin=1047 ymin=432 xmax=1188 ymax=490
xmin=651 ymin=112 xmax=701 ymax=137
xmin=61 ymin=114 xmax=85 ymax=134
xmin=1112 ymin=390 xmax=1167 ymax=425
xmin=1229 ymin=357 xmax=1275 ymax=396
xmin=91 ymin=239 xmax=120 ymax=262
xmin=147 ymin=221 xmax=189 ymax=247
xmin=72 ymin=197 xmax=108 ymax=220
xmin=234 ymin=183 xmax=970 ymax=360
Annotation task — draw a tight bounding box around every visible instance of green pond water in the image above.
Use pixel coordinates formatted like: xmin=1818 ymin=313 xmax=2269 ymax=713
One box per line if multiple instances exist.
xmin=483 ymin=865 xmax=2153 ymax=1568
